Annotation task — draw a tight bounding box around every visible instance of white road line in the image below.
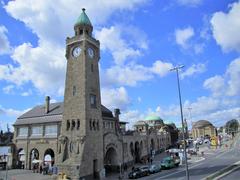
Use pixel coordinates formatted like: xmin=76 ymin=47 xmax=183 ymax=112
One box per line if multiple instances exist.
xmin=153 ymin=148 xmax=234 ymax=180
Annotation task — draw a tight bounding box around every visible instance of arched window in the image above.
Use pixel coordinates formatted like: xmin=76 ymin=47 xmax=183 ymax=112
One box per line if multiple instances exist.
xmin=73 ymin=86 xmax=76 ymax=96
xmin=93 ymin=121 xmax=96 ymax=131
xmin=89 ymin=119 xmax=92 ymax=130
xmin=71 ymin=120 xmax=75 ymax=130
xmin=77 ymin=119 xmax=80 ymax=130
xmin=66 ymin=120 xmax=70 ymax=131
xmin=97 ymin=121 xmax=99 ymax=130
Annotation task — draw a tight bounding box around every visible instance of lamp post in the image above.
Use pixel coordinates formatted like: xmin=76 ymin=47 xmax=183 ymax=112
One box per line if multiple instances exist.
xmin=170 ymin=65 xmax=189 ymax=180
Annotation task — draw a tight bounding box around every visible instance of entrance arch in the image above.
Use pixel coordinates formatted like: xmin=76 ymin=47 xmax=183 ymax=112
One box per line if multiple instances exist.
xmin=29 ymin=148 xmax=39 ymax=170
xmin=104 ymin=147 xmax=119 ymax=174
xmin=17 ymin=148 xmax=25 ymax=169
xmin=44 ymin=148 xmax=55 ymax=166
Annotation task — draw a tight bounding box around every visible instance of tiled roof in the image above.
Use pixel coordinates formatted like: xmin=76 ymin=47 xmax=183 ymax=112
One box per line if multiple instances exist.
xmin=15 ymin=102 xmax=113 ymax=125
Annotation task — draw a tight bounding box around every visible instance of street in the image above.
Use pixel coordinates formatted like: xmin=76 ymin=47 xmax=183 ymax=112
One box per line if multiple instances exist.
xmin=1 ymin=137 xmax=239 ymax=180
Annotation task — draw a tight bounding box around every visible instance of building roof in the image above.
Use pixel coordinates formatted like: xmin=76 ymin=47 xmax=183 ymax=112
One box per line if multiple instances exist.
xmin=192 ymin=120 xmax=213 ymax=128
xmin=75 ymin=8 xmax=92 ymax=27
xmin=144 ymin=115 xmax=162 ymax=121
xmin=15 ymin=102 xmax=113 ymax=125
xmin=134 ymin=120 xmax=146 ymax=126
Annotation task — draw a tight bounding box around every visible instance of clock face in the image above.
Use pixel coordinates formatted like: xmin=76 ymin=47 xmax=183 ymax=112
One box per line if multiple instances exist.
xmin=72 ymin=46 xmax=81 ymax=57
xmin=88 ymin=48 xmax=94 ymax=58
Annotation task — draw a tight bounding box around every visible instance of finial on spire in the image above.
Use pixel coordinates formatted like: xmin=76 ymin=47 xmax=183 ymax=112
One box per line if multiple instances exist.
xmin=82 ymin=8 xmax=86 ymax=12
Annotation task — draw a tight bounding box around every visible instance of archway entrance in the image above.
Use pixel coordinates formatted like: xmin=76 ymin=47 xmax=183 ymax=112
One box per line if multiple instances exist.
xmin=44 ymin=148 xmax=55 ymax=167
xmin=104 ymin=147 xmax=118 ymax=175
xmin=29 ymin=148 xmax=39 ymax=170
xmin=17 ymin=149 xmax=25 ymax=169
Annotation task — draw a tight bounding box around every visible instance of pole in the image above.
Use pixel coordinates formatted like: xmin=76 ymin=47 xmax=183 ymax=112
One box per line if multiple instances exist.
xmin=5 ymin=154 xmax=8 ymax=180
xmin=171 ymin=65 xmax=189 ymax=180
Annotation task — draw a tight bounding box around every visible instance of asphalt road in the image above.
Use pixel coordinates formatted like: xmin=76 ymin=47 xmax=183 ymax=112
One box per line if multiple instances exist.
xmin=219 ymin=167 xmax=240 ymax=180
xmin=142 ymin=137 xmax=240 ymax=180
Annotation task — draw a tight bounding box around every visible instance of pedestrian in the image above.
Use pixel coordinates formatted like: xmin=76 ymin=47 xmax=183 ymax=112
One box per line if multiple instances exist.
xmin=150 ymin=158 xmax=153 ymax=164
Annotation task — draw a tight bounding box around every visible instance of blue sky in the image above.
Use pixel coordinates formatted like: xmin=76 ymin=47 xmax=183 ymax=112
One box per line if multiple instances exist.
xmin=0 ymin=0 xmax=240 ymax=131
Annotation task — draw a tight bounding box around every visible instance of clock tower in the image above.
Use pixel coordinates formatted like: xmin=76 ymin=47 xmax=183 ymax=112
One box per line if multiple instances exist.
xmin=57 ymin=8 xmax=104 ymax=179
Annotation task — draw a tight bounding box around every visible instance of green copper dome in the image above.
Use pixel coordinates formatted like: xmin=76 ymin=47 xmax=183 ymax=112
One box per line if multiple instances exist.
xmin=145 ymin=115 xmax=162 ymax=121
xmin=75 ymin=8 xmax=92 ymax=26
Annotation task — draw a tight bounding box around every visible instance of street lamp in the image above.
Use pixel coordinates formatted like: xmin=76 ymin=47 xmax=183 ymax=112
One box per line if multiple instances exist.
xmin=170 ymin=65 xmax=189 ymax=180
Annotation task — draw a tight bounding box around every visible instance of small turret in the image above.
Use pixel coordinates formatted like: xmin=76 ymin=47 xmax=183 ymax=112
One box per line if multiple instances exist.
xmin=74 ymin=8 xmax=93 ymax=36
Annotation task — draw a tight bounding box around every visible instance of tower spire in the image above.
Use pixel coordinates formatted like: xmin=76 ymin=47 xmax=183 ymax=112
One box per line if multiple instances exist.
xmin=74 ymin=8 xmax=93 ymax=36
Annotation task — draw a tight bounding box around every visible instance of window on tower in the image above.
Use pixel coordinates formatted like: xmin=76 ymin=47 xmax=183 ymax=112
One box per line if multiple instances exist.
xmin=73 ymin=86 xmax=76 ymax=96
xmin=91 ymin=64 xmax=94 ymax=72
xmin=90 ymin=94 xmax=97 ymax=108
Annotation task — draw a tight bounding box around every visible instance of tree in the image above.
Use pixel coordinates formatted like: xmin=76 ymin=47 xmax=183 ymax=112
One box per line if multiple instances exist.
xmin=225 ymin=119 xmax=239 ymax=136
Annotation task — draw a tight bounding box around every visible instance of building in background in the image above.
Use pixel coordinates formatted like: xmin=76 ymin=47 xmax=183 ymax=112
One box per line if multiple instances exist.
xmin=191 ymin=120 xmax=216 ymax=139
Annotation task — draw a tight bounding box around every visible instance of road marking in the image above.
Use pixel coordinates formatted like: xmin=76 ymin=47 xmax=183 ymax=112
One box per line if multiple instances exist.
xmin=153 ymin=148 xmax=234 ymax=180
xmin=153 ymin=162 xmax=206 ymax=180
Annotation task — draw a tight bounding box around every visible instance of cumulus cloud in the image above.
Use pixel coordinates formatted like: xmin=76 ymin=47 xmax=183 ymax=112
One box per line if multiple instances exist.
xmin=5 ymin=0 xmax=149 ymax=44
xmin=226 ymin=58 xmax=240 ymax=96
xmin=0 ymin=42 xmax=66 ymax=95
xmin=203 ymin=75 xmax=225 ymax=96
xmin=101 ymin=87 xmax=130 ymax=111
xmin=151 ymin=61 xmax=173 ymax=77
xmin=0 ymin=0 xmax=147 ymax=95
xmin=0 ymin=25 xmax=11 ymax=54
xmin=102 ymin=60 xmax=173 ymax=87
xmin=180 ymin=63 xmax=206 ymax=79
xmin=95 ymin=26 xmax=147 ymax=65
xmin=203 ymin=57 xmax=240 ymax=97
xmin=175 ymin=27 xmax=194 ymax=48
xmin=211 ymin=1 xmax=240 ymax=52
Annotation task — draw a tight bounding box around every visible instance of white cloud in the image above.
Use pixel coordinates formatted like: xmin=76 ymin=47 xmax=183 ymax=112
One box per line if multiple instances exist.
xmin=5 ymin=0 xmax=148 ymax=45
xmin=102 ymin=60 xmax=173 ymax=87
xmin=180 ymin=63 xmax=206 ymax=79
xmin=2 ymin=85 xmax=14 ymax=94
xmin=2 ymin=0 xmax=149 ymax=97
xmin=96 ymin=26 xmax=147 ymax=65
xmin=151 ymin=61 xmax=173 ymax=77
xmin=0 ymin=105 xmax=28 ymax=117
xmin=203 ymin=57 xmax=240 ymax=97
xmin=0 ymin=25 xmax=11 ymax=54
xmin=175 ymin=27 xmax=194 ymax=48
xmin=211 ymin=1 xmax=240 ymax=52
xmin=120 ymin=109 xmax=145 ymax=130
xmin=0 ymin=42 xmax=66 ymax=95
xmin=226 ymin=58 xmax=240 ymax=96
xmin=21 ymin=89 xmax=32 ymax=96
xmin=177 ymin=0 xmax=202 ymax=7
xmin=101 ymin=87 xmax=130 ymax=111
xmin=203 ymin=75 xmax=225 ymax=96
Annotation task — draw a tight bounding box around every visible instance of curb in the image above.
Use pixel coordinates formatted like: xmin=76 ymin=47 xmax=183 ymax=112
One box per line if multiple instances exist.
xmin=203 ymin=160 xmax=240 ymax=180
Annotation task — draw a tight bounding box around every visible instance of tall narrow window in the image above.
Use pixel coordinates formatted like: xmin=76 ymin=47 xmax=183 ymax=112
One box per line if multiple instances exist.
xmin=66 ymin=120 xmax=70 ymax=131
xmin=91 ymin=64 xmax=94 ymax=72
xmin=72 ymin=120 xmax=75 ymax=130
xmin=90 ymin=94 xmax=97 ymax=108
xmin=73 ymin=86 xmax=76 ymax=96
xmin=89 ymin=119 xmax=92 ymax=130
xmin=77 ymin=119 xmax=80 ymax=130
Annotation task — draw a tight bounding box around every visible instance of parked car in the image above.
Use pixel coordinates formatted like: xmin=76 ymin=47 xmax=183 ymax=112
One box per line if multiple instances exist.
xmin=149 ymin=164 xmax=161 ymax=174
xmin=161 ymin=157 xmax=180 ymax=169
xmin=128 ymin=166 xmax=150 ymax=179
